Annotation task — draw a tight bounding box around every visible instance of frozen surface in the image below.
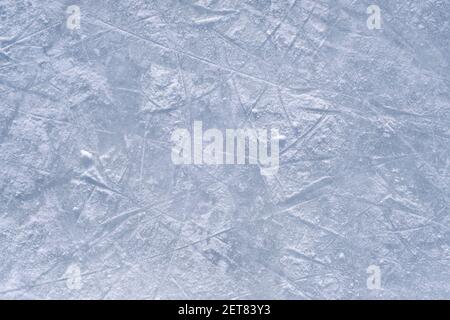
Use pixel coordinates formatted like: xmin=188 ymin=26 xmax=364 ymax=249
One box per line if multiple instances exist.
xmin=0 ymin=0 xmax=449 ymax=299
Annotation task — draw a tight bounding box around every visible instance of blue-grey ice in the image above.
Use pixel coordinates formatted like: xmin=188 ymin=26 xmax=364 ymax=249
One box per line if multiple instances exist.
xmin=0 ymin=0 xmax=449 ymax=299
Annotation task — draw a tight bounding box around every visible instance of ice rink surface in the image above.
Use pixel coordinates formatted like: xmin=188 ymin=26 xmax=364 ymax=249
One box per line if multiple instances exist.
xmin=0 ymin=0 xmax=449 ymax=299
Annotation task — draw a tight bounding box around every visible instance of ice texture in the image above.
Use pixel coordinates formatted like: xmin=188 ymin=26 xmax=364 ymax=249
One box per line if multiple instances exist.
xmin=0 ymin=0 xmax=449 ymax=299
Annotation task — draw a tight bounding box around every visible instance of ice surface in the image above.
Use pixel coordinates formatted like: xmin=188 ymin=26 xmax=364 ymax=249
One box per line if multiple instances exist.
xmin=0 ymin=0 xmax=449 ymax=299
